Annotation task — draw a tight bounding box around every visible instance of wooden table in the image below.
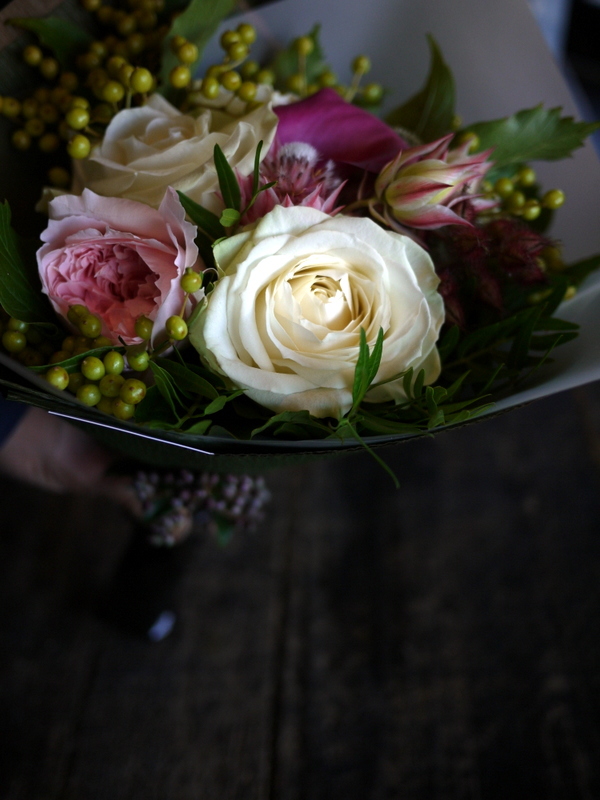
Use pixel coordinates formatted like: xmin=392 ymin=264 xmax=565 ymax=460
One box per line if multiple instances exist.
xmin=2 ymin=385 xmax=600 ymax=799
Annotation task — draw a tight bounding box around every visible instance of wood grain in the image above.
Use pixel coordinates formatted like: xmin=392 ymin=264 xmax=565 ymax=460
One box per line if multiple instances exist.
xmin=2 ymin=386 xmax=600 ymax=799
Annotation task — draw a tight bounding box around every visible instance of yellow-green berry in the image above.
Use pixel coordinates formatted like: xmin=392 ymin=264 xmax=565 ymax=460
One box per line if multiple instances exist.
xmin=45 ymin=366 xmax=70 ymax=390
xmin=170 ymin=65 xmax=191 ymax=89
xmin=23 ymin=45 xmax=43 ymax=67
xmin=165 ymin=315 xmax=188 ymax=340
xmin=129 ymin=67 xmax=153 ymax=93
xmin=134 ymin=315 xmax=153 ymax=340
xmin=494 ymin=178 xmax=514 ymax=198
xmin=236 ymin=23 xmax=256 ymax=44
xmin=103 ymin=350 xmax=124 ymax=374
xmin=352 ymin=55 xmax=371 ymax=74
xmin=2 ymin=330 xmax=26 ymax=353
xmin=67 ymin=134 xmax=91 ymax=159
xmin=77 ymin=384 xmax=102 ymax=406
xmin=220 ymin=70 xmax=241 ymax=91
xmin=120 ymin=378 xmax=147 ymax=404
xmin=112 ymin=398 xmax=135 ymax=420
xmin=180 ymin=268 xmax=202 ymax=293
xmin=81 ymin=355 xmax=105 ymax=381
xmin=177 ymin=42 xmax=198 ymax=64
xmin=127 ymin=349 xmax=149 ymax=372
xmin=99 ymin=373 xmax=125 ymax=397
xmin=542 ymin=189 xmax=565 ymax=210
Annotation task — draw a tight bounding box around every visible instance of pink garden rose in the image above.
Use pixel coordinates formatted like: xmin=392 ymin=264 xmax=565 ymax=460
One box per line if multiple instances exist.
xmin=38 ymin=188 xmax=200 ymax=345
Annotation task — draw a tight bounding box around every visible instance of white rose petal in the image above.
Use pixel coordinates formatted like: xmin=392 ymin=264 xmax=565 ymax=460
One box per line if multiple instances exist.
xmin=72 ymin=93 xmax=278 ymax=211
xmin=190 ymin=206 xmax=445 ymax=419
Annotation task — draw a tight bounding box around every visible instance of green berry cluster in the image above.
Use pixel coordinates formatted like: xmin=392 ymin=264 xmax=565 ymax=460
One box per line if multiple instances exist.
xmin=21 ymin=268 xmax=201 ymax=419
xmin=192 ymin=23 xmax=263 ymax=107
xmin=1 ymin=0 xmax=169 ymax=182
xmin=475 ymin=162 xmax=566 ymax=223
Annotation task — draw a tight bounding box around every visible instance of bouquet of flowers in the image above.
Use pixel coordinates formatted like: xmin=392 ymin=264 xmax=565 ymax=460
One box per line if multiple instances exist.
xmin=1 ymin=0 xmax=600 ymax=484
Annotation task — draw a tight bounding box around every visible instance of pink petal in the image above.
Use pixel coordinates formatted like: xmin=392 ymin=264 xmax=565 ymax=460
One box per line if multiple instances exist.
xmin=274 ymin=88 xmax=408 ymax=173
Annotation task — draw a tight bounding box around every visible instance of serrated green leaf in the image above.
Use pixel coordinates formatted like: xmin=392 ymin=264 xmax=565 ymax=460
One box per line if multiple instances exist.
xmin=0 ymin=202 xmax=55 ymax=324
xmin=214 ymin=144 xmax=241 ymax=212
xmin=8 ymin=16 xmax=93 ymax=68
xmin=158 ymin=0 xmax=236 ymax=101
xmin=385 ymin=35 xmax=455 ymax=141
xmin=177 ymin=191 xmax=225 ymax=240
xmin=467 ymin=106 xmax=600 ymax=172
xmin=220 ymin=208 xmax=241 ymax=228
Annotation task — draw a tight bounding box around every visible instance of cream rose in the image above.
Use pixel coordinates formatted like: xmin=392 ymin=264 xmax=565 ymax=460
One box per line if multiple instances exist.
xmin=189 ymin=206 xmax=444 ymax=419
xmin=71 ymin=93 xmax=278 ymax=211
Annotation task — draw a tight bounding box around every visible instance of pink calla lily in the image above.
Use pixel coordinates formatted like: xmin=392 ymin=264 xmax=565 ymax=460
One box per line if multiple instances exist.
xmin=275 ymin=88 xmax=409 ymax=173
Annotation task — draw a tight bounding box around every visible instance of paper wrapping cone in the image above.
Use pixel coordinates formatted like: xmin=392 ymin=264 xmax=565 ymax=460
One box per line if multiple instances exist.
xmin=1 ymin=0 xmax=600 ymax=471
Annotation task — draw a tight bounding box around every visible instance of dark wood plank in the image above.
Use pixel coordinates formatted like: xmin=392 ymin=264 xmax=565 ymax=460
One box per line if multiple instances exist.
xmin=2 ymin=387 xmax=600 ymax=799
xmin=271 ymin=389 xmax=600 ymax=800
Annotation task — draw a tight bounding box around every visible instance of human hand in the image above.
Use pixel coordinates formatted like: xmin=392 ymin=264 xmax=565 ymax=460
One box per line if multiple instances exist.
xmin=0 ymin=406 xmax=140 ymax=513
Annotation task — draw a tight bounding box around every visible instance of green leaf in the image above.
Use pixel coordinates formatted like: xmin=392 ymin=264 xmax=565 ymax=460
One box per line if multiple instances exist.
xmin=507 ymin=306 xmax=543 ymax=371
xmin=252 ymin=140 xmax=264 ymax=197
xmin=203 ymin=390 xmax=244 ymax=416
xmin=438 ymin=324 xmax=460 ymax=361
xmin=385 ymin=35 xmax=455 ymax=141
xmin=413 ymin=368 xmax=425 ymax=400
xmin=8 ymin=16 xmax=93 ymax=68
xmin=29 ymin=345 xmax=117 ymax=374
xmin=402 ymin=367 xmax=414 ymax=400
xmin=427 ymin=408 xmax=445 ymax=429
xmin=148 ymin=361 xmax=185 ymax=417
xmin=220 ymin=208 xmax=241 ymax=228
xmin=270 ymin=25 xmax=327 ymax=92
xmin=567 ymin=254 xmax=600 ymax=287
xmin=185 ymin=419 xmax=212 ymax=435
xmin=176 ymin=191 xmax=225 ymax=240
xmin=155 ymin=357 xmax=219 ymax=400
xmin=134 ymin=385 xmax=179 ymax=425
xmin=213 ymin=144 xmax=241 ymax=212
xmin=351 ymin=327 xmax=384 ymax=411
xmin=467 ymin=106 xmax=600 ymax=172
xmin=0 ymin=202 xmax=55 ymax=323
xmin=251 ymin=410 xmax=332 ymax=438
xmin=158 ymin=0 xmax=236 ymax=101
xmin=337 ymin=419 xmax=399 ymax=488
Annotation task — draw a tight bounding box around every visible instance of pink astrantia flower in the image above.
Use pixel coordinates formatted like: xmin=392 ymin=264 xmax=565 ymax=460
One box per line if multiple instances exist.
xmin=38 ymin=188 xmax=200 ymax=345
xmin=239 ymin=142 xmax=344 ymax=224
xmin=372 ymin=134 xmax=495 ymax=231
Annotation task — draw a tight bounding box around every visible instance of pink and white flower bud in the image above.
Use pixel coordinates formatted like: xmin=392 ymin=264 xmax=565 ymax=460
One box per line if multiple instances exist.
xmin=374 ymin=134 xmax=494 ymax=230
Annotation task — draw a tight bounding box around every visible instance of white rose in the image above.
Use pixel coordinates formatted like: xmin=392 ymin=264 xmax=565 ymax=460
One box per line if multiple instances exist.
xmin=72 ymin=93 xmax=278 ymax=211
xmin=189 ymin=206 xmax=444 ymax=419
